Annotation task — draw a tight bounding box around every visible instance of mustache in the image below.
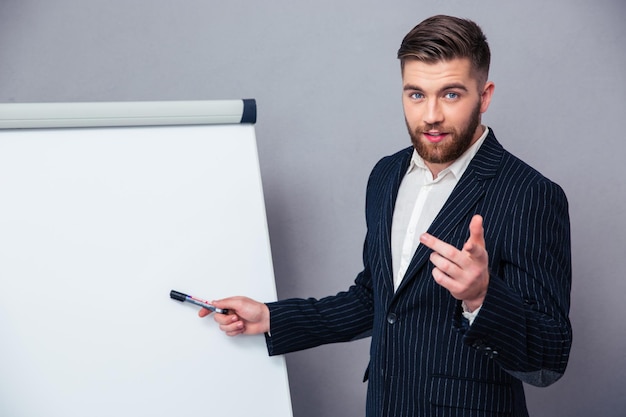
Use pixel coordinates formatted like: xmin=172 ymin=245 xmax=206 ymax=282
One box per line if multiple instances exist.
xmin=415 ymin=124 xmax=446 ymax=133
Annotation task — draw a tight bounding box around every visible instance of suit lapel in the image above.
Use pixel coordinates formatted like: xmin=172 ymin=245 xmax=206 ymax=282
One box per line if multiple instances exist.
xmin=393 ymin=131 xmax=504 ymax=296
xmin=376 ymin=148 xmax=413 ymax=298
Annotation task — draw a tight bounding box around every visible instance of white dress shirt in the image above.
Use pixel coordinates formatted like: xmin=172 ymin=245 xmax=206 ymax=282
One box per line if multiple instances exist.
xmin=391 ymin=127 xmax=490 ymax=295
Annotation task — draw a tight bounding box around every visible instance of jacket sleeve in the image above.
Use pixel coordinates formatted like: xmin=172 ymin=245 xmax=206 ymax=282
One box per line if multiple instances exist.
xmin=456 ymin=179 xmax=573 ymax=387
xmin=264 ymin=264 xmax=375 ymax=356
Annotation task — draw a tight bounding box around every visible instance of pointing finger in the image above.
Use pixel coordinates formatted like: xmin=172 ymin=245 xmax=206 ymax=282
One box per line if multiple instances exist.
xmin=464 ymin=215 xmax=486 ymax=255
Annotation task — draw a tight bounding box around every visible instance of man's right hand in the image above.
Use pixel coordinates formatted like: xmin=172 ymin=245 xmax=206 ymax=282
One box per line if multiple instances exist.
xmin=198 ymin=296 xmax=270 ymax=336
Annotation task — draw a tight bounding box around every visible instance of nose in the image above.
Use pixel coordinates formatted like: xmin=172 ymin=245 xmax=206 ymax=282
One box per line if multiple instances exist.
xmin=423 ymin=99 xmax=443 ymax=126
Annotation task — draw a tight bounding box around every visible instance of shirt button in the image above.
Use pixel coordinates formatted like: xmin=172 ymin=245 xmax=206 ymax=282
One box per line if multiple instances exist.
xmin=387 ymin=313 xmax=397 ymax=324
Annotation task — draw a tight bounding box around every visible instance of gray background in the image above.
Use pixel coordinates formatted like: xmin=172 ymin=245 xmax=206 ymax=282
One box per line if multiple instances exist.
xmin=1 ymin=0 xmax=624 ymax=416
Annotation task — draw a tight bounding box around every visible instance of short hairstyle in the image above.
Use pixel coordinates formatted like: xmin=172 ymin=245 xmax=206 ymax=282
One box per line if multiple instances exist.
xmin=397 ymin=15 xmax=491 ymax=82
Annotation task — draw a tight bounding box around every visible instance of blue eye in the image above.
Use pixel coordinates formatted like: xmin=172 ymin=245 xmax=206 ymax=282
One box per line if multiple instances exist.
xmin=410 ymin=92 xmax=424 ymax=100
xmin=444 ymin=92 xmax=459 ymax=99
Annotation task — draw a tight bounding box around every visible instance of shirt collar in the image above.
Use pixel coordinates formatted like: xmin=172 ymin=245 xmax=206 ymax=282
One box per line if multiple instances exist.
xmin=408 ymin=126 xmax=490 ymax=180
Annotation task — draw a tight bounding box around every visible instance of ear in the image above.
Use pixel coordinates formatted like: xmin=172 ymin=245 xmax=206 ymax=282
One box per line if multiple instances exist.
xmin=479 ymin=81 xmax=495 ymax=114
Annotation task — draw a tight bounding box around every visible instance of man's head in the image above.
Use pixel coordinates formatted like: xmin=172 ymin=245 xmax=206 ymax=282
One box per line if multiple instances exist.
xmin=398 ymin=15 xmax=491 ymax=86
xmin=398 ymin=15 xmax=494 ymax=176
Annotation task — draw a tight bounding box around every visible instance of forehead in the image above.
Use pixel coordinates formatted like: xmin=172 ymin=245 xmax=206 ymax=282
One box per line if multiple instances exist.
xmin=402 ymin=58 xmax=477 ymax=90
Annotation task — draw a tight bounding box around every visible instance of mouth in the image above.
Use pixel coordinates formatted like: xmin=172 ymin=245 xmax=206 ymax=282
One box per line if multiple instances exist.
xmin=423 ymin=131 xmax=448 ymax=143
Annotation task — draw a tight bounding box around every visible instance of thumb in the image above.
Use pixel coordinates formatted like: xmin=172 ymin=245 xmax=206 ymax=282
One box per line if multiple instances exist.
xmin=212 ymin=296 xmax=252 ymax=314
xmin=211 ymin=297 xmax=236 ymax=311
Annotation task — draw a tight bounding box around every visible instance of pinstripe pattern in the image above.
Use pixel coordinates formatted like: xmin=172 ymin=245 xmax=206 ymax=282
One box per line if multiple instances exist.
xmin=266 ymin=131 xmax=572 ymax=417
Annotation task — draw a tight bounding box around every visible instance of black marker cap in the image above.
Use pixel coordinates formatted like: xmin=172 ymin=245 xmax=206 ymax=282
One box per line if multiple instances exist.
xmin=170 ymin=290 xmax=187 ymax=302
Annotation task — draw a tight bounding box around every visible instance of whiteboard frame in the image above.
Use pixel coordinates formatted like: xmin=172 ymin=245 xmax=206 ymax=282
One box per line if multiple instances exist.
xmin=0 ymin=99 xmax=256 ymax=129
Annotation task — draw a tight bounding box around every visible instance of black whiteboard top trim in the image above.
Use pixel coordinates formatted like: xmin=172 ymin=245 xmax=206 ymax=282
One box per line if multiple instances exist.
xmin=0 ymin=99 xmax=257 ymax=129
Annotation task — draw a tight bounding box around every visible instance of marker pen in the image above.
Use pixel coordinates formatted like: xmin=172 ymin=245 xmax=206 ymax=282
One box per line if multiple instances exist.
xmin=170 ymin=290 xmax=229 ymax=314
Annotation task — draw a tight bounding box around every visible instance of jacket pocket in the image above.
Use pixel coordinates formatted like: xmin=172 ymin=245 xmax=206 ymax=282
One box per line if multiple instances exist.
xmin=429 ymin=375 xmax=513 ymax=415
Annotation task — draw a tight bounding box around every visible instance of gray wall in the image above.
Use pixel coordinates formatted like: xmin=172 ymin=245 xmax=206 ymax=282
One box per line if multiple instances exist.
xmin=2 ymin=0 xmax=624 ymax=416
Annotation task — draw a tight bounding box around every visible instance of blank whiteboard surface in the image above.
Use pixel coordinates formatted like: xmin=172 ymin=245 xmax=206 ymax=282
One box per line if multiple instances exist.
xmin=0 ymin=121 xmax=292 ymax=416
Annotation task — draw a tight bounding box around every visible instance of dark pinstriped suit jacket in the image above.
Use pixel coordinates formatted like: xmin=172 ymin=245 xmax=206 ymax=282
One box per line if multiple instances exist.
xmin=266 ymin=130 xmax=572 ymax=417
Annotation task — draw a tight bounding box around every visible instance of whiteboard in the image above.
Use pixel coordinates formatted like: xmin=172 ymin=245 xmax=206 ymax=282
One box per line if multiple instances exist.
xmin=0 ymin=101 xmax=292 ymax=417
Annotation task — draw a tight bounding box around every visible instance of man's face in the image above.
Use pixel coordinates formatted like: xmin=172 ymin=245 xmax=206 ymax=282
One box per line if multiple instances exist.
xmin=402 ymin=58 xmax=494 ymax=175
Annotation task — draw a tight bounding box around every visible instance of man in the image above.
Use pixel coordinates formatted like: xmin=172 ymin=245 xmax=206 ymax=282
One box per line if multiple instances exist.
xmin=201 ymin=15 xmax=572 ymax=417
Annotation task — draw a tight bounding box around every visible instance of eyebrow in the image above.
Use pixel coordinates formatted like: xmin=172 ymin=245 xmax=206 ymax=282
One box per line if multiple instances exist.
xmin=403 ymin=83 xmax=469 ymax=93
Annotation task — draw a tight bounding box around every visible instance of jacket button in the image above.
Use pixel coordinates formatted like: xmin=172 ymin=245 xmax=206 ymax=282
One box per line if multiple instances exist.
xmin=472 ymin=339 xmax=485 ymax=349
xmin=387 ymin=313 xmax=397 ymax=324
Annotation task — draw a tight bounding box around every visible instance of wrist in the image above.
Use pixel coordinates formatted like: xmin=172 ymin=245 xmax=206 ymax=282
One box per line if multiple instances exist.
xmin=262 ymin=303 xmax=271 ymax=334
xmin=463 ymin=300 xmax=482 ymax=313
xmin=463 ymin=289 xmax=487 ymax=312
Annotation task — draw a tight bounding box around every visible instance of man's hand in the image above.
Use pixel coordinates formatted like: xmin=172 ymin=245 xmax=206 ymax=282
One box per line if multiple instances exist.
xmin=198 ymin=296 xmax=270 ymax=336
xmin=419 ymin=214 xmax=489 ymax=311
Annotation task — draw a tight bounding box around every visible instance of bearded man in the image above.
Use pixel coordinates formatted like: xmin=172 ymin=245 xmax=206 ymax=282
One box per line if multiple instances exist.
xmin=203 ymin=15 xmax=572 ymax=417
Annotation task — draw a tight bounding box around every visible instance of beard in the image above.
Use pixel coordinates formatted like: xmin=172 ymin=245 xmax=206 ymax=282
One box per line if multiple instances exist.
xmin=407 ymin=102 xmax=482 ymax=165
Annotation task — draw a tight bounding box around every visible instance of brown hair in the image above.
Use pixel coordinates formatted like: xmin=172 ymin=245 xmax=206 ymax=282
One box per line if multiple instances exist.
xmin=397 ymin=15 xmax=491 ymax=82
